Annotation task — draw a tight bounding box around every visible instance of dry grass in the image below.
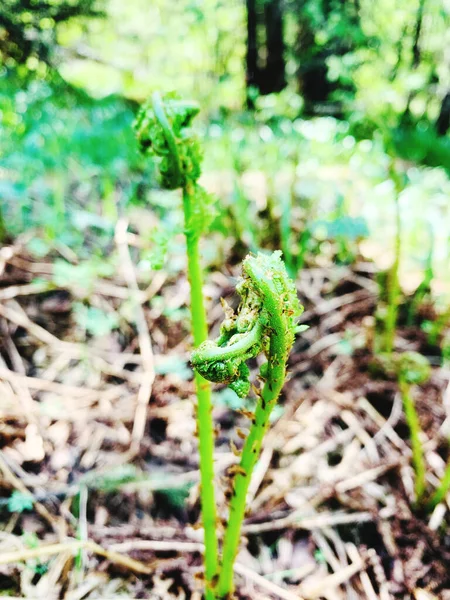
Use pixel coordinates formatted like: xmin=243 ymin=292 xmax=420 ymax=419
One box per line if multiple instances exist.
xmin=0 ymin=231 xmax=449 ymax=599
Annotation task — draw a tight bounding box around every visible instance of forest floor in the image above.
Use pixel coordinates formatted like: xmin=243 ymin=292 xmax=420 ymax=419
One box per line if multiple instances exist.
xmin=0 ymin=228 xmax=449 ymax=600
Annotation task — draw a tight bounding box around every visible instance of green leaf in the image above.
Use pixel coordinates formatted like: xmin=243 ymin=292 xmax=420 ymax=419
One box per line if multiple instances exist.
xmin=157 ymin=483 xmax=193 ymax=510
xmin=77 ymin=465 xmax=142 ymax=492
xmin=22 ymin=532 xmax=40 ymax=549
xmin=73 ymin=303 xmax=119 ymax=337
xmin=155 ymin=356 xmax=192 ymax=380
xmin=8 ymin=491 xmax=34 ymax=513
xmin=26 ymin=237 xmax=51 ymax=258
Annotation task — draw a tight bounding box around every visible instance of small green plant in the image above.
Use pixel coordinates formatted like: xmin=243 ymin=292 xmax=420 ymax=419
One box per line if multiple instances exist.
xmin=394 ymin=352 xmax=431 ymax=503
xmin=7 ymin=491 xmax=34 ymax=513
xmin=428 ymin=461 xmax=450 ymax=511
xmin=372 ymin=350 xmax=450 ymax=510
xmin=73 ymin=303 xmax=119 ymax=337
xmin=421 ymin=303 xmax=450 ymax=348
xmin=192 ymin=250 xmax=303 ymax=598
xmin=407 ymin=225 xmax=434 ymax=327
xmin=383 ymin=158 xmax=404 ymax=354
xmin=372 ymin=351 xmax=430 ymax=503
xmin=134 ymin=92 xmax=218 ymax=597
xmin=21 ymin=532 xmax=49 ymax=575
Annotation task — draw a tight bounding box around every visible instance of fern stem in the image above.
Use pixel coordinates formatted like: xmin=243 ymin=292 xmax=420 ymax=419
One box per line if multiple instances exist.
xmin=191 ymin=251 xmax=301 ymax=598
xmin=183 ymin=187 xmax=219 ymax=593
xmin=216 ymin=348 xmax=286 ymax=597
xmin=191 ymin=251 xmax=301 ymax=597
xmin=134 ymin=92 xmax=218 ymax=596
xmin=399 ymin=378 xmax=426 ymax=503
xmin=384 ymin=161 xmax=402 ymax=353
xmin=427 ymin=460 xmax=450 ymax=510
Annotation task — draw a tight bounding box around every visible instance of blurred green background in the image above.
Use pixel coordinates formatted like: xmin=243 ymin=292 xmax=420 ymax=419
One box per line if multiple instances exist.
xmin=1 ymin=0 xmax=449 ymax=299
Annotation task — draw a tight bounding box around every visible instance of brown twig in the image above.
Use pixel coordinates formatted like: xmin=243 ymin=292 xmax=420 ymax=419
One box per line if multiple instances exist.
xmin=0 ymin=451 xmax=63 ymax=537
xmin=234 ymin=561 xmax=306 ymax=600
xmin=115 ymin=218 xmax=155 ymax=452
xmin=0 ymin=540 xmax=153 ymax=575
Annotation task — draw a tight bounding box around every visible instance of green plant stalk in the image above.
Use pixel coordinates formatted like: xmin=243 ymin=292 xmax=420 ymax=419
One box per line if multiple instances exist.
xmin=102 ymin=175 xmax=118 ymax=223
xmin=427 ymin=460 xmax=450 ymax=510
xmin=47 ymin=173 xmax=66 ymax=240
xmin=216 ymin=345 xmax=287 ymax=597
xmin=133 ymin=92 xmax=219 ymax=596
xmin=297 ymin=227 xmax=310 ymax=272
xmin=406 ymin=224 xmax=433 ymax=327
xmin=399 ymin=378 xmax=426 ymax=502
xmin=383 ymin=159 xmax=404 ymax=354
xmin=183 ymin=186 xmax=219 ymax=590
xmin=280 ymin=186 xmax=294 ymax=279
xmin=232 ymin=179 xmax=257 ymax=252
xmin=0 ymin=203 xmax=6 ymax=243
xmin=384 ymin=191 xmax=401 ymax=353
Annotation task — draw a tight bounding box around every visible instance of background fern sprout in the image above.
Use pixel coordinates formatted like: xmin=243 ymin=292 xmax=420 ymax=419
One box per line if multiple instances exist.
xmin=134 ymin=93 xmax=219 ymax=596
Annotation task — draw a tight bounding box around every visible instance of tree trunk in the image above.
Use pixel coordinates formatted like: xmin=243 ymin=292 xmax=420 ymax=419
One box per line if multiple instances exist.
xmin=436 ymin=92 xmax=450 ymax=136
xmin=402 ymin=0 xmax=426 ymax=123
xmin=245 ymin=0 xmax=286 ymax=106
xmin=412 ymin=0 xmax=426 ymax=69
xmin=261 ymin=0 xmax=286 ymax=94
xmin=246 ymin=0 xmax=259 ymax=106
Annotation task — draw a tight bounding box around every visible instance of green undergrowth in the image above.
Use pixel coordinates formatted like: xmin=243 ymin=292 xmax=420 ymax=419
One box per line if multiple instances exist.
xmin=0 ymin=70 xmax=145 ymax=249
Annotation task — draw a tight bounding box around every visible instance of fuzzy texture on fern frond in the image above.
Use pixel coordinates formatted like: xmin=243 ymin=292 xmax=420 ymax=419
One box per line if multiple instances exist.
xmin=191 ymin=250 xmax=303 ymax=397
xmin=133 ymin=91 xmax=216 ymax=239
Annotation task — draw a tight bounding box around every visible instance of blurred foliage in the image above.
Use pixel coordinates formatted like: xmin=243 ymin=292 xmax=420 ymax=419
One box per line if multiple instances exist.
xmin=0 ymin=0 xmax=103 ymax=69
xmin=7 ymin=491 xmax=34 ymax=513
xmin=56 ymin=0 xmax=246 ymax=105
xmin=371 ymin=350 xmax=432 ymax=385
xmin=73 ymin=302 xmax=119 ymax=336
xmin=0 ymin=69 xmax=143 ymax=252
xmin=0 ymin=0 xmax=449 ymax=354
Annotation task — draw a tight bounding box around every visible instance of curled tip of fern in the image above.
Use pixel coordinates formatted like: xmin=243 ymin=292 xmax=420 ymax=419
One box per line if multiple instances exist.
xmin=133 ymin=91 xmax=203 ymax=190
xmin=191 ymin=251 xmax=304 ymax=397
xmin=242 ymin=250 xmax=303 ymax=347
xmin=371 ymin=350 xmax=431 ymax=385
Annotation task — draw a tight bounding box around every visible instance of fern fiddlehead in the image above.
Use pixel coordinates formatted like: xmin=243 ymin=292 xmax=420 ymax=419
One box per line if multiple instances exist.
xmin=192 ymin=251 xmax=303 ymax=598
xmin=135 ymin=92 xmax=215 ymax=240
xmin=134 ymin=93 xmax=218 ymax=596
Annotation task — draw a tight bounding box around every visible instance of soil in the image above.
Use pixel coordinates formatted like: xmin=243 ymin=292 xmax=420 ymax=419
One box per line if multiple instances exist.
xmin=0 ymin=238 xmax=449 ymax=600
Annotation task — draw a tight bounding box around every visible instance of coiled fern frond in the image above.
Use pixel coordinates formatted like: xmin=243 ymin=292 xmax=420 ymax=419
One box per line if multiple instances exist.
xmin=192 ymin=250 xmax=302 ymax=398
xmin=191 ymin=250 xmax=303 ymax=598
xmin=133 ymin=92 xmax=215 ymax=239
